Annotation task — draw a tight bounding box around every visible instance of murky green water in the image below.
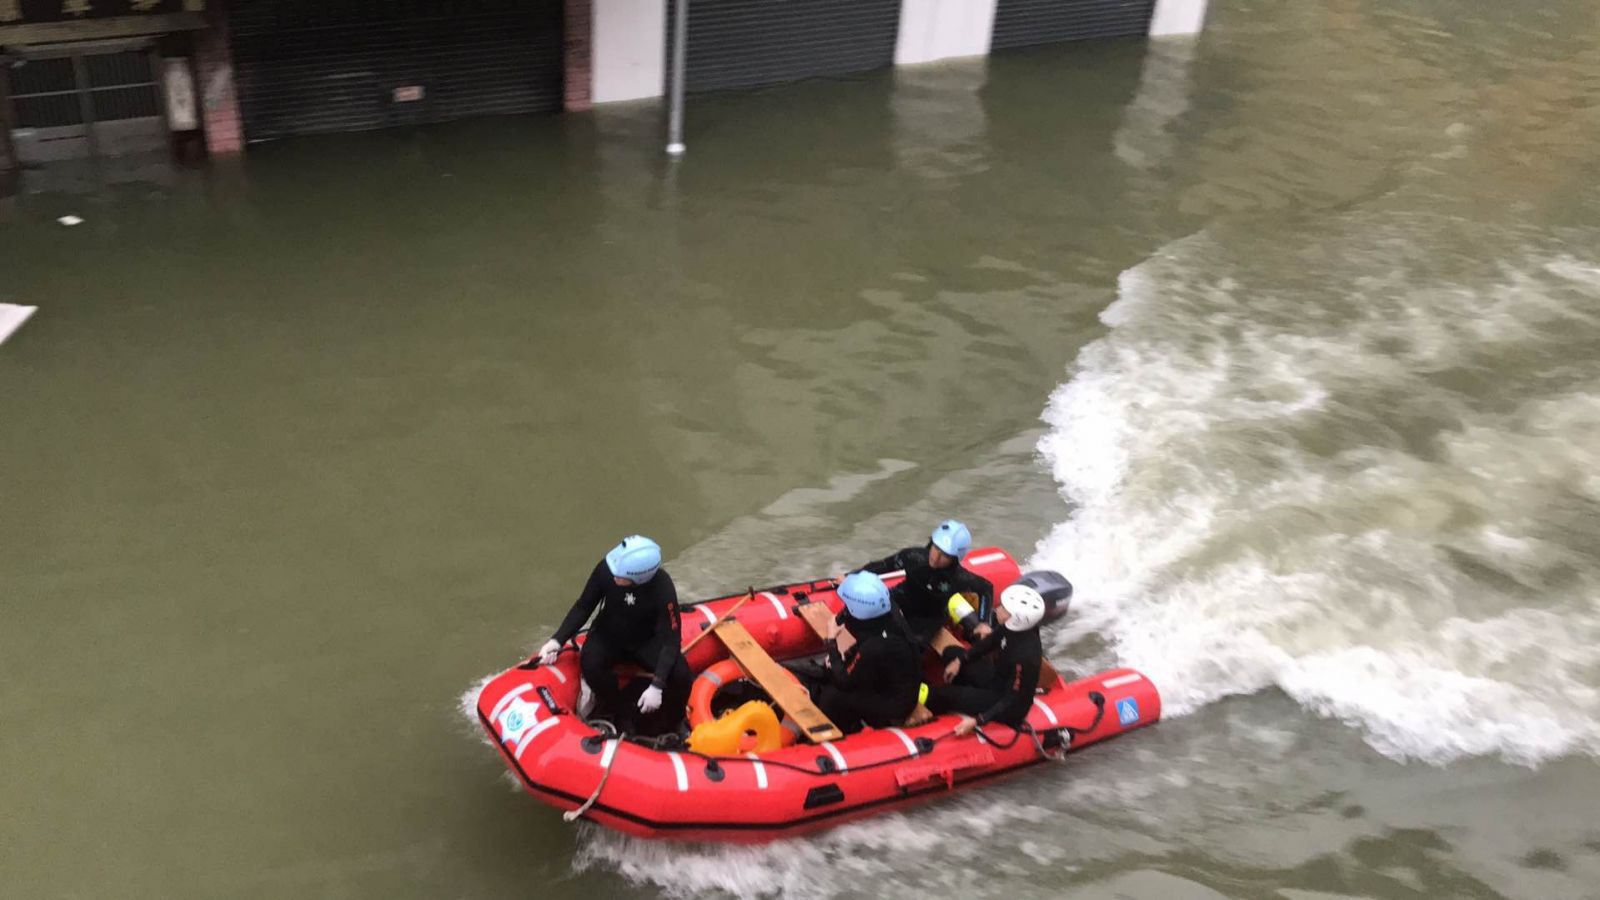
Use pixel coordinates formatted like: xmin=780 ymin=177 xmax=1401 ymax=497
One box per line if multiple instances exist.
xmin=5 ymin=2 xmax=1600 ymax=897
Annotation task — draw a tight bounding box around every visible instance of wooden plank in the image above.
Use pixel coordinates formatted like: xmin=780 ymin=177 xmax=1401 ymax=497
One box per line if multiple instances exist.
xmin=714 ymin=619 xmax=843 ymax=743
xmin=930 ymin=627 xmax=962 ymax=657
xmin=923 ymin=627 xmax=961 ymax=724
xmin=681 ymin=590 xmax=752 ymax=654
xmin=796 ymin=600 xmax=834 ymax=640
xmin=797 ymin=599 xmax=857 ymax=653
xmin=1038 ymin=657 xmax=1063 ymax=692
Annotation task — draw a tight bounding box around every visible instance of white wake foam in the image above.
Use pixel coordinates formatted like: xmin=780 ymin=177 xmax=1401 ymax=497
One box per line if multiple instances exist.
xmin=1033 ymin=220 xmax=1600 ymax=765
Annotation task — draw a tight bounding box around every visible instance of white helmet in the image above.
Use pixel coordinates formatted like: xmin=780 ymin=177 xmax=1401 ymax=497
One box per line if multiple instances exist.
xmin=1000 ymin=584 xmax=1046 ymax=632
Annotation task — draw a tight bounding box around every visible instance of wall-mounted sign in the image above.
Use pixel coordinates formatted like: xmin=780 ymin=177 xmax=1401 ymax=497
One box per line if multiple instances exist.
xmin=164 ymin=56 xmax=197 ymax=130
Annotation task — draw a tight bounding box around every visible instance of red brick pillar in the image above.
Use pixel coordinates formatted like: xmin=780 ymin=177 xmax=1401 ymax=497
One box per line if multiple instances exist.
xmin=564 ymin=0 xmax=593 ymax=112
xmin=195 ymin=0 xmax=244 ymax=155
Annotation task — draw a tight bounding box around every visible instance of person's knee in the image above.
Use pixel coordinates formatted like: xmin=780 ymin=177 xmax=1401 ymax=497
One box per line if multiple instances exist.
xmin=663 ymin=676 xmax=691 ymax=706
xmin=927 ymin=685 xmax=994 ymax=717
xmin=819 ymin=690 xmax=863 ymax=726
xmin=580 ymin=642 xmax=616 ymax=682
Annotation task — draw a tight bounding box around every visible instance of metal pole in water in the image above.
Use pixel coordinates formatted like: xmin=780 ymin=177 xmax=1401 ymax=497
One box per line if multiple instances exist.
xmin=665 ymin=0 xmax=688 ymax=156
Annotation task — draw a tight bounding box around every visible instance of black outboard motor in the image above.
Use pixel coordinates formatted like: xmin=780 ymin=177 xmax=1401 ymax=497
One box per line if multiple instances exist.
xmin=1014 ymin=570 xmax=1073 ymax=628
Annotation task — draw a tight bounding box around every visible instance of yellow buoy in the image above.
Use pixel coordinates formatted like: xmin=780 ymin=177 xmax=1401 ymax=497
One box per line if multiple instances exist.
xmin=686 ymin=700 xmax=783 ymax=755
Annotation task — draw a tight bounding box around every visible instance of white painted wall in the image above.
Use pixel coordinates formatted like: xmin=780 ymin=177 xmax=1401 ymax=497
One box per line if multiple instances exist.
xmin=592 ymin=0 xmax=666 ymax=104
xmin=894 ymin=0 xmax=998 ymax=66
xmin=1150 ymin=0 xmax=1209 ymax=37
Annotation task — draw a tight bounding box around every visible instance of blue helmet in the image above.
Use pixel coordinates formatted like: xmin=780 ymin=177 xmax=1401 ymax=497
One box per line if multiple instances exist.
xmin=931 ymin=519 xmax=972 ymax=560
xmin=838 ymin=571 xmax=891 ymax=620
xmin=605 ymin=535 xmax=662 ymax=583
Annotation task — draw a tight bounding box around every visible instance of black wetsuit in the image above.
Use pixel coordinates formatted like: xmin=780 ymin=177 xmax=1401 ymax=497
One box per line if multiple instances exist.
xmin=927 ymin=626 xmax=1042 ymax=728
xmin=861 ymin=544 xmax=995 ymax=646
xmin=809 ymin=612 xmax=921 ymax=735
xmin=551 ymin=561 xmax=691 ymax=735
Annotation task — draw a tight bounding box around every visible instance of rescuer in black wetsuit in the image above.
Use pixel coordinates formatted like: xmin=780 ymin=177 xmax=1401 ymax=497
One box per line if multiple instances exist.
xmin=928 ymin=584 xmax=1048 ymax=736
xmin=859 ymin=519 xmax=995 ymax=647
xmin=537 ymin=535 xmax=691 ymax=736
xmin=808 ymin=570 xmax=921 ymax=735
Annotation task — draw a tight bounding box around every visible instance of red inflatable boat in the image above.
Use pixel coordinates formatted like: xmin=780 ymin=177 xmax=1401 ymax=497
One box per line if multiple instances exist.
xmin=474 ymin=548 xmax=1159 ymax=842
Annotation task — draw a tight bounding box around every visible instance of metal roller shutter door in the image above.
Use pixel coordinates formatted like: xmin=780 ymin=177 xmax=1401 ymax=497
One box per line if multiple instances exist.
xmin=228 ymin=0 xmax=564 ymax=142
xmin=671 ymin=0 xmax=902 ymax=94
xmin=992 ymin=0 xmax=1156 ymax=51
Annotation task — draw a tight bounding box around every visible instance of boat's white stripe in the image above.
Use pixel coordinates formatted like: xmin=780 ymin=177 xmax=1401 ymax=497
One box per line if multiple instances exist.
xmin=547 ymin=665 xmax=567 ymax=684
xmin=668 ymin=751 xmax=688 ymax=792
xmin=489 ymin=684 xmax=533 ymax=722
xmin=966 ymin=552 xmax=1006 ymax=566
xmin=822 ymin=741 xmax=848 ymax=773
xmin=745 ymin=752 xmax=768 ymax=789
xmin=1033 ymin=698 xmax=1060 ymax=727
xmin=599 ymin=738 xmax=619 ymax=768
xmin=762 ymin=591 xmax=787 ymax=619
xmin=698 ymin=606 xmax=718 ymax=625
xmin=887 ymin=727 xmax=919 ymax=756
xmin=513 ymin=717 xmax=560 ymax=761
xmin=1102 ymin=673 xmax=1142 ymax=689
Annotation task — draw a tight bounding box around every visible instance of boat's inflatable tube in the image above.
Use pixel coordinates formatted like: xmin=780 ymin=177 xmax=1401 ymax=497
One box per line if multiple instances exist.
xmin=475 ymin=548 xmax=1160 ymax=842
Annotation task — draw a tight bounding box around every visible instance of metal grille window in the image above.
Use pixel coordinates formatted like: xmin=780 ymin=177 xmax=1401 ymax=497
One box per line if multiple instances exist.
xmin=5 ymin=45 xmax=165 ymax=161
xmin=668 ymin=0 xmax=902 ymax=94
xmin=992 ymin=0 xmax=1156 ymax=51
xmin=228 ymin=0 xmax=564 ymax=142
xmin=9 ymin=57 xmax=80 ymax=128
xmin=86 ymin=50 xmax=162 ymax=121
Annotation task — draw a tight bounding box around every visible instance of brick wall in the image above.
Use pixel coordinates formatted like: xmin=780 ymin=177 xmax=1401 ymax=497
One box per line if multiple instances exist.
xmin=195 ymin=0 xmax=243 ymax=155
xmin=564 ymin=0 xmax=593 ymax=112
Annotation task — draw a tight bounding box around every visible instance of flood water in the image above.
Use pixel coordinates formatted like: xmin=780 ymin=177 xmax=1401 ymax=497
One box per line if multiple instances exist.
xmin=5 ymin=1 xmax=1600 ymax=897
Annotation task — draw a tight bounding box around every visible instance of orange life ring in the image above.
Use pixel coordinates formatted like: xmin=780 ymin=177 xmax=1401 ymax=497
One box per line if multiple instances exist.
xmin=687 ymin=659 xmax=802 ymax=747
xmin=688 ymin=659 xmax=750 ymax=727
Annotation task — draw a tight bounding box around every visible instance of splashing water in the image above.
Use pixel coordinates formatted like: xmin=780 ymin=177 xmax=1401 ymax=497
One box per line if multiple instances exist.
xmin=1034 ymin=216 xmax=1600 ymax=766
xmin=515 ymin=215 xmax=1600 ymax=897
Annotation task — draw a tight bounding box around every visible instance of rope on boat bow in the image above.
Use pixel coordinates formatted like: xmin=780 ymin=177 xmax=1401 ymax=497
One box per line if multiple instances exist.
xmin=564 ymin=724 xmax=623 ymax=823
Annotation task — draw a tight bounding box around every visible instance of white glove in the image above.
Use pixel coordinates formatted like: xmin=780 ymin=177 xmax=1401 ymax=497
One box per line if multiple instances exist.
xmin=537 ymin=639 xmax=562 ymax=666
xmin=637 ymin=685 xmax=663 ymax=714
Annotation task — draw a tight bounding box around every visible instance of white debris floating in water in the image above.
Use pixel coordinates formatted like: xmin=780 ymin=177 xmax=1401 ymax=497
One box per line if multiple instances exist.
xmin=0 ymin=304 xmax=39 ymax=346
xmin=57 ymin=215 xmax=83 ymax=226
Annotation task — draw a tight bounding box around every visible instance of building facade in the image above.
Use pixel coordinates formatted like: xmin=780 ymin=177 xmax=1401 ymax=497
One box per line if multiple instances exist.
xmin=1 ymin=0 xmax=1206 ymax=168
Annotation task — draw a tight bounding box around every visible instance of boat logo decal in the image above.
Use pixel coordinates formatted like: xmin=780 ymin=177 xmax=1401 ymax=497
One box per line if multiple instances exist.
xmin=1116 ymin=697 xmax=1141 ymax=726
xmin=488 ymin=683 xmax=534 ymax=723
xmin=497 ymin=696 xmax=541 ymax=744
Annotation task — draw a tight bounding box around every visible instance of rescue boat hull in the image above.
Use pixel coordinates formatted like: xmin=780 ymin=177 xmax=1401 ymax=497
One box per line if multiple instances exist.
xmin=475 ymin=548 xmax=1160 ymax=842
